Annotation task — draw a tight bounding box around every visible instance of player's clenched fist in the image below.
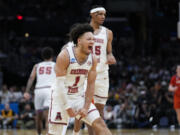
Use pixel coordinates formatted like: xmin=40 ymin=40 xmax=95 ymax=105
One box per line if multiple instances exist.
xmin=66 ymin=108 xmax=77 ymax=117
xmin=24 ymin=92 xmax=30 ymax=100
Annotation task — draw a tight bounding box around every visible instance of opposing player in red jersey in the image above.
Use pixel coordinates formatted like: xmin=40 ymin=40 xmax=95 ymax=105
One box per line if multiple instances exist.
xmin=24 ymin=47 xmax=56 ymax=135
xmin=169 ymin=65 xmax=180 ymax=127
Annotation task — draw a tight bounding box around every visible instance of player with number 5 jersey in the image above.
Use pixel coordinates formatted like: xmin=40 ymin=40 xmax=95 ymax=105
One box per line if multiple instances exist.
xmin=90 ymin=5 xmax=116 ymax=118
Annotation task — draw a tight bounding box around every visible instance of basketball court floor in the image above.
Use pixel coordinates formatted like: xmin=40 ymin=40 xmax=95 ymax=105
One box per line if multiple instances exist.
xmin=0 ymin=129 xmax=180 ymax=135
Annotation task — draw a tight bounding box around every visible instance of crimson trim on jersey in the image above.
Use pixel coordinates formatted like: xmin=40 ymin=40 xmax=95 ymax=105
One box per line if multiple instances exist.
xmin=65 ymin=48 xmax=70 ymax=66
xmin=35 ymin=86 xmax=51 ymax=89
xmin=48 ymin=120 xmax=67 ymax=125
xmin=94 ymin=95 xmax=108 ymax=99
xmin=88 ymin=109 xmax=97 ymax=114
xmin=105 ymin=27 xmax=108 ymax=40
xmin=49 ymin=90 xmax=53 ymax=123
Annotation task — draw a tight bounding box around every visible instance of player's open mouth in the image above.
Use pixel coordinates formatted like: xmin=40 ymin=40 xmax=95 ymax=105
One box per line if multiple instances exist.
xmin=88 ymin=46 xmax=92 ymax=50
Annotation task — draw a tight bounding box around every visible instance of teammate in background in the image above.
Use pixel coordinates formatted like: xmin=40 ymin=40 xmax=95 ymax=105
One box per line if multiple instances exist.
xmin=48 ymin=23 xmax=112 ymax=135
xmin=169 ymin=65 xmax=180 ymax=127
xmin=90 ymin=4 xmax=116 ymax=118
xmin=73 ymin=5 xmax=116 ymax=135
xmin=24 ymin=47 xmax=56 ymax=135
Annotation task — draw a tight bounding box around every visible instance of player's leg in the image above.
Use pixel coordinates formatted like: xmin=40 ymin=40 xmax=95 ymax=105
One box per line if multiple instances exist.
xmin=36 ymin=110 xmax=43 ymax=135
xmin=44 ymin=109 xmax=49 ymax=133
xmin=73 ymin=118 xmax=82 ymax=135
xmin=48 ymin=90 xmax=69 ymax=135
xmin=92 ymin=118 xmax=112 ymax=135
xmin=86 ymin=124 xmax=95 ymax=135
xmin=86 ymin=99 xmax=95 ymax=135
xmin=48 ymin=123 xmax=67 ymax=135
xmin=73 ymin=104 xmax=95 ymax=135
xmin=94 ymin=103 xmax=105 ymax=118
xmin=175 ymin=109 xmax=180 ymax=126
xmin=73 ymin=121 xmax=95 ymax=135
xmin=80 ymin=103 xmax=112 ymax=135
xmin=43 ymin=90 xmax=52 ymax=133
xmin=34 ymin=90 xmax=44 ymax=135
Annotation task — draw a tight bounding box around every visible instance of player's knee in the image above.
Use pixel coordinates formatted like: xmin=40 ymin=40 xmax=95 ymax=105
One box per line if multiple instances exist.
xmin=73 ymin=119 xmax=82 ymax=132
xmin=95 ymin=103 xmax=104 ymax=117
xmin=92 ymin=118 xmax=108 ymax=133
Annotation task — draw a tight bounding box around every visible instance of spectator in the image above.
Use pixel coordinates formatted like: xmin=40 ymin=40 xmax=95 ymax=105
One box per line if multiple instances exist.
xmin=0 ymin=103 xmax=18 ymax=129
xmin=17 ymin=104 xmax=35 ymax=129
xmin=104 ymin=105 xmax=115 ymax=128
xmin=9 ymin=86 xmax=23 ymax=103
xmin=0 ymin=84 xmax=11 ymax=104
xmin=134 ymin=100 xmax=151 ymax=128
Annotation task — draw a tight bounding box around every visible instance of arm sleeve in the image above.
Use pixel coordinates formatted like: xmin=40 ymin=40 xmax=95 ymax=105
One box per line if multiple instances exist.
xmin=55 ymin=76 xmax=71 ymax=110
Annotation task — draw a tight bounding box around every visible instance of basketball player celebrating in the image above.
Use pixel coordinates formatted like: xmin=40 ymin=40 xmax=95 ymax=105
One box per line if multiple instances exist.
xmin=24 ymin=47 xmax=56 ymax=135
xmin=73 ymin=6 xmax=116 ymax=135
xmin=48 ymin=23 xmax=112 ymax=135
xmin=169 ymin=65 xmax=180 ymax=127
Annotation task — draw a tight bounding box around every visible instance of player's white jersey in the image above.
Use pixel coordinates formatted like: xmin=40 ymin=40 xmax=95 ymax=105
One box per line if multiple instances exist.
xmin=35 ymin=61 xmax=56 ymax=88
xmin=93 ymin=26 xmax=108 ymax=73
xmin=65 ymin=46 xmax=92 ymax=96
xmin=66 ymin=41 xmax=74 ymax=47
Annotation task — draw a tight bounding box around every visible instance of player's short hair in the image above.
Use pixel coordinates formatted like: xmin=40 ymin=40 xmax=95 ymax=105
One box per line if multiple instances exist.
xmin=41 ymin=47 xmax=54 ymax=60
xmin=91 ymin=5 xmax=104 ymax=10
xmin=69 ymin=23 xmax=94 ymax=45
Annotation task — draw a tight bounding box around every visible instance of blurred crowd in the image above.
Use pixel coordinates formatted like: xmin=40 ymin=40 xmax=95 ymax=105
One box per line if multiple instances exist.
xmin=0 ymin=84 xmax=35 ymax=129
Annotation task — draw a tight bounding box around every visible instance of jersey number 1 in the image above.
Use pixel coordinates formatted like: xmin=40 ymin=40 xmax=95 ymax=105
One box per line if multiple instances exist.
xmin=73 ymin=76 xmax=80 ymax=86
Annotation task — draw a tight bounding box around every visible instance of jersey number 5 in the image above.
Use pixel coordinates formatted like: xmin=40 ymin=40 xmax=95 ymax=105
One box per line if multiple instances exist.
xmin=39 ymin=67 xmax=52 ymax=74
xmin=95 ymin=46 xmax=101 ymax=55
xmin=92 ymin=46 xmax=101 ymax=55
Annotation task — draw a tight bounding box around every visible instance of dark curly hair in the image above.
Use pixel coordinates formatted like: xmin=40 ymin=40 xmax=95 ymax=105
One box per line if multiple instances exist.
xmin=41 ymin=47 xmax=54 ymax=60
xmin=69 ymin=23 xmax=94 ymax=45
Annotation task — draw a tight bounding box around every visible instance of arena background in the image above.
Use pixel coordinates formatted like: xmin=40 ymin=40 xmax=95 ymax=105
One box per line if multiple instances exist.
xmin=0 ymin=0 xmax=180 ymax=134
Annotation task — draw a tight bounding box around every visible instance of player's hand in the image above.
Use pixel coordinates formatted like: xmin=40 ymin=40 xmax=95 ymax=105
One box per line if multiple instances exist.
xmin=24 ymin=92 xmax=30 ymax=100
xmin=106 ymin=54 xmax=116 ymax=65
xmin=77 ymin=108 xmax=88 ymax=118
xmin=66 ymin=108 xmax=77 ymax=117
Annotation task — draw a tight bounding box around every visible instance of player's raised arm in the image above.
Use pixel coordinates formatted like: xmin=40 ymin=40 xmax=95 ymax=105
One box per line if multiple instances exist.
xmin=55 ymin=49 xmax=77 ymax=117
xmin=106 ymin=29 xmax=116 ymax=65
